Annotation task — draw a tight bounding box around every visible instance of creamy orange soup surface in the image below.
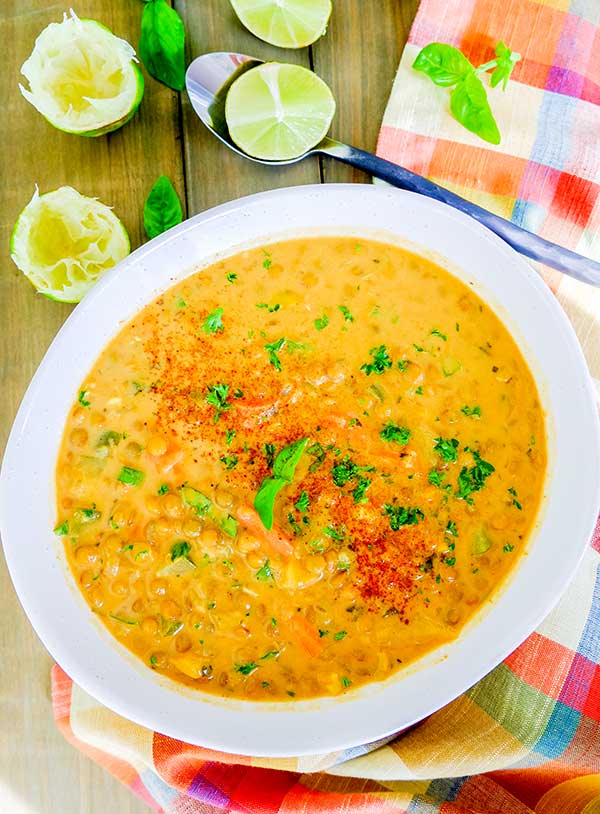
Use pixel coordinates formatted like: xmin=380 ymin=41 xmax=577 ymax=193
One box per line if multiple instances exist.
xmin=55 ymin=237 xmax=546 ymax=700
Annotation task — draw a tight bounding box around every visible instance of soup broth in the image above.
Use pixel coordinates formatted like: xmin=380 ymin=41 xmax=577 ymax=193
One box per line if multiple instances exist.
xmin=55 ymin=237 xmax=546 ymax=700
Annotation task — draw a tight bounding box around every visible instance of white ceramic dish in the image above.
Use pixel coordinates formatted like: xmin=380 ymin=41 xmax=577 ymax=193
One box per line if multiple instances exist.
xmin=1 ymin=185 xmax=599 ymax=757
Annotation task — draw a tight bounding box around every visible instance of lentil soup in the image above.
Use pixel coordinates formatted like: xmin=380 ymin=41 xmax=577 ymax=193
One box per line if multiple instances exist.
xmin=55 ymin=236 xmax=546 ymax=700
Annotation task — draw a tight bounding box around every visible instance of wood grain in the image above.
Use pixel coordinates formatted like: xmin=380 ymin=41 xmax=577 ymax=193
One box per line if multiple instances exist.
xmin=312 ymin=0 xmax=420 ymax=183
xmin=0 ymin=1 xmax=417 ymax=811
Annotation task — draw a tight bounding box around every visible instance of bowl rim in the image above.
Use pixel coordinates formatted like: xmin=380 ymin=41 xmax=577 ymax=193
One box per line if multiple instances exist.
xmin=2 ymin=183 xmax=599 ymax=757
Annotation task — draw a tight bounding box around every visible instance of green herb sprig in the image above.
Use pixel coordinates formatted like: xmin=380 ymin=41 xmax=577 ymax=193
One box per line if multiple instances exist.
xmin=412 ymin=40 xmax=520 ymax=144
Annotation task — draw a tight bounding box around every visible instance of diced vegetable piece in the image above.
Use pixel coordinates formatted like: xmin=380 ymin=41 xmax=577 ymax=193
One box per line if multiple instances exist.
xmin=472 ymin=527 xmax=492 ymax=555
xmin=179 ymin=485 xmax=238 ymax=537
xmin=117 ymin=466 xmax=145 ymax=486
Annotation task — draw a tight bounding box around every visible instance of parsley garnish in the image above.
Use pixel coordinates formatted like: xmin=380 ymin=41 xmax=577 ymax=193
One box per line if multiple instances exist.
xmin=53 ymin=521 xmax=69 ymax=536
xmin=157 ymin=483 xmax=169 ymax=495
xmin=295 ymin=490 xmax=310 ymax=513
xmin=220 ymin=454 xmax=238 ymax=470
xmin=306 ymin=441 xmax=325 ymax=472
xmin=431 ymin=328 xmax=447 ymax=341
xmin=415 ymin=385 xmax=424 ymax=395
xmin=503 ymin=544 xmax=515 ymax=553
xmin=205 ymin=383 xmax=231 ymax=423
xmin=434 ymin=437 xmax=459 ymax=463
xmin=383 ymin=504 xmax=425 ymax=530
xmin=361 ymin=344 xmax=392 ymax=375
xmin=379 ymin=423 xmax=411 ymax=445
xmin=235 ymin=662 xmax=258 ymax=675
xmin=256 ymin=302 xmax=280 ymax=313
xmin=508 ymin=487 xmax=522 ymax=510
xmin=324 ymin=525 xmax=344 ymax=541
xmin=428 ymin=469 xmax=449 ymax=489
xmin=202 ymin=307 xmax=224 ymax=334
xmin=314 ymin=314 xmax=329 ymax=330
xmin=331 ymin=456 xmax=374 ymax=504
xmin=461 ymin=405 xmax=481 ymax=418
xmin=352 ymin=477 xmax=371 ymax=504
xmin=225 ymin=428 xmax=236 ymax=445
xmin=319 ymin=629 xmax=329 ymax=637
xmin=341 ymin=676 xmax=352 ymax=687
xmin=333 ymin=630 xmax=347 ymax=640
xmin=176 ymin=297 xmax=186 ymax=308
xmin=78 ymin=390 xmax=90 ymax=407
xmin=446 ymin=520 xmax=458 ymax=537
xmin=260 ymin=650 xmax=279 ymax=661
xmin=170 ymin=540 xmax=191 ymax=561
xmin=263 ymin=442 xmax=276 ymax=468
xmin=338 ymin=305 xmax=354 ymax=322
xmin=456 ymin=448 xmax=495 ymax=504
xmin=397 ymin=359 xmax=409 ymax=372
xmin=262 ymin=256 xmax=272 ymax=269
xmin=264 ymin=337 xmax=303 ymax=370
xmin=226 ymin=272 xmax=237 ymax=283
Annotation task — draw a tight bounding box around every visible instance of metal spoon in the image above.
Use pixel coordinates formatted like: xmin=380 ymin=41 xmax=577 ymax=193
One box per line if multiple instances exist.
xmin=186 ymin=52 xmax=600 ymax=286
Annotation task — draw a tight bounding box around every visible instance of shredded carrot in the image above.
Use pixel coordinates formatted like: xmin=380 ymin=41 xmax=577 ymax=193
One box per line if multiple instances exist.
xmin=235 ymin=504 xmax=294 ymax=558
xmin=287 ymin=613 xmax=324 ymax=658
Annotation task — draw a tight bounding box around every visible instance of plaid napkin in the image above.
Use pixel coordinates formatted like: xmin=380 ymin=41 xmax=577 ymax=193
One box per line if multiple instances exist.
xmin=52 ymin=0 xmax=600 ymax=811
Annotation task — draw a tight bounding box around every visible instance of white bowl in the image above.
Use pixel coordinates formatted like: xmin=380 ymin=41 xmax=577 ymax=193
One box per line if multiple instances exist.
xmin=2 ymin=185 xmax=599 ymax=757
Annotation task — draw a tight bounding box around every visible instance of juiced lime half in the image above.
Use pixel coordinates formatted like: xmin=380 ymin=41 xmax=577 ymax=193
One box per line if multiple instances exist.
xmin=19 ymin=10 xmax=144 ymax=137
xmin=225 ymin=62 xmax=335 ymax=161
xmin=230 ymin=0 xmax=332 ymax=48
xmin=10 ymin=187 xmax=130 ymax=303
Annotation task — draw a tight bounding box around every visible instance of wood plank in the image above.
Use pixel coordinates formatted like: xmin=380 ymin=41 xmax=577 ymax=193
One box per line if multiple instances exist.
xmin=1 ymin=1 xmax=183 ymax=811
xmin=176 ymin=0 xmax=321 ymax=215
xmin=311 ymin=0 xmax=421 ymax=184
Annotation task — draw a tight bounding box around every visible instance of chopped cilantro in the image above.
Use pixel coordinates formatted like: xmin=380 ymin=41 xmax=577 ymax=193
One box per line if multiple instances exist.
xmin=446 ymin=520 xmax=458 ymax=537
xmin=235 ymin=662 xmax=258 ymax=675
xmin=504 ymin=544 xmax=515 ymax=553
xmin=220 ymin=454 xmax=238 ymax=470
xmin=379 ymin=423 xmax=411 ymax=445
xmin=255 ymin=559 xmax=274 ymax=581
xmin=205 ymin=383 xmax=231 ymax=423
xmin=461 ymin=405 xmax=481 ymax=418
xmin=295 ymin=490 xmax=310 ymax=513
xmin=271 ymin=617 xmax=277 ymax=627
xmin=170 ymin=540 xmax=191 ymax=561
xmin=117 ymin=466 xmax=144 ymax=486
xmin=431 ymin=328 xmax=447 ymax=341
xmin=202 ymin=307 xmax=224 ymax=334
xmin=54 ymin=521 xmax=69 ymax=536
xmin=150 ymin=655 xmax=158 ymax=665
xmin=78 ymin=390 xmax=90 ymax=407
xmin=413 ymin=343 xmax=425 ymax=352
xmin=445 ymin=556 xmax=456 ymax=567
xmin=428 ymin=469 xmax=447 ymax=488
xmin=226 ymin=272 xmax=237 ymax=283
xmin=264 ymin=337 xmax=302 ymax=370
xmin=397 ymin=359 xmax=409 ymax=372
xmin=306 ymin=441 xmax=325 ymax=472
xmin=225 ymin=428 xmax=236 ymax=445
xmin=456 ymin=448 xmax=495 ymax=504
xmin=338 ymin=305 xmax=354 ymax=322
xmin=314 ymin=313 xmax=329 ymax=330
xmin=352 ymin=477 xmax=371 ymax=504
xmin=415 ymin=386 xmax=424 ymax=395
xmin=263 ymin=442 xmax=276 ymax=468
xmin=157 ymin=483 xmax=169 ymax=495
xmin=263 ymin=257 xmax=272 ymax=269
xmin=434 ymin=437 xmax=459 ymax=463
xmin=508 ymin=487 xmax=522 ymax=510
xmin=331 ymin=456 xmax=360 ymax=487
xmin=256 ymin=302 xmax=280 ymax=313
xmin=361 ymin=344 xmax=392 ymax=375
xmin=383 ymin=504 xmax=425 ymax=530
xmin=333 ymin=630 xmax=347 ymax=641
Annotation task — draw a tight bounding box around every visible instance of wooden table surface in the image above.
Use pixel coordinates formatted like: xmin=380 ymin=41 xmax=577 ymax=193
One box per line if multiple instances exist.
xmin=0 ymin=1 xmax=419 ymax=811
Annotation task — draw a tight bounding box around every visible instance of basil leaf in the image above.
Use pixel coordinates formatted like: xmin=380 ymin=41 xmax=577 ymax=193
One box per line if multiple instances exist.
xmin=490 ymin=40 xmax=520 ymax=90
xmin=143 ymin=175 xmax=183 ymax=239
xmin=450 ymin=73 xmax=501 ymax=145
xmin=254 ymin=477 xmax=287 ymax=531
xmin=273 ymin=437 xmax=309 ymax=480
xmin=412 ymin=43 xmax=473 ymax=87
xmin=139 ymin=0 xmax=186 ymax=91
xmin=254 ymin=438 xmax=308 ymax=530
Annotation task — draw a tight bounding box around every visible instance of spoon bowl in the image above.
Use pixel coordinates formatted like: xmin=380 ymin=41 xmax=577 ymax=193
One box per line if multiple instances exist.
xmin=185 ymin=51 xmax=600 ymax=285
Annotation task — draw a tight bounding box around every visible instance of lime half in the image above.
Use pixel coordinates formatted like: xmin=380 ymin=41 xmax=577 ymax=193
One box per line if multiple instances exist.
xmin=10 ymin=187 xmax=130 ymax=303
xmin=225 ymin=62 xmax=335 ymax=161
xmin=19 ymin=10 xmax=144 ymax=137
xmin=230 ymin=0 xmax=332 ymax=48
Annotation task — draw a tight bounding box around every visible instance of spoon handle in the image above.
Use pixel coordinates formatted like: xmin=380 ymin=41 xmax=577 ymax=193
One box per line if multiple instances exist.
xmin=319 ymin=140 xmax=600 ymax=287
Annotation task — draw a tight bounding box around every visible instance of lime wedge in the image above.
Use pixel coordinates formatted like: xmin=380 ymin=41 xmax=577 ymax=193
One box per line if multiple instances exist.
xmin=230 ymin=0 xmax=332 ymax=48
xmin=225 ymin=62 xmax=335 ymax=161
xmin=19 ymin=10 xmax=144 ymax=137
xmin=10 ymin=187 xmax=130 ymax=303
